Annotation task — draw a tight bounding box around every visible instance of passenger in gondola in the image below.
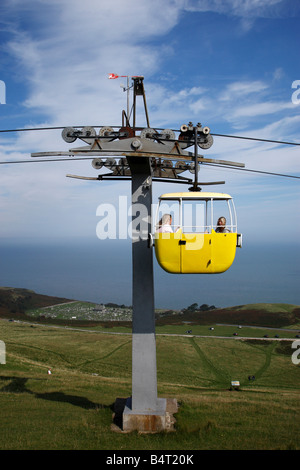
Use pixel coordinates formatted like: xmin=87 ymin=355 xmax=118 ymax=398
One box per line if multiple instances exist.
xmin=215 ymin=216 xmax=230 ymax=233
xmin=157 ymin=214 xmax=173 ymax=233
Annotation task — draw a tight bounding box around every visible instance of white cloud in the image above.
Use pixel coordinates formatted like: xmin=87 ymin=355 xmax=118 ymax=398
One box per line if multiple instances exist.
xmin=56 ymin=0 xmax=181 ymax=42
xmin=184 ymin=0 xmax=293 ymax=18
xmin=3 ymin=0 xmax=182 ymax=127
xmin=220 ymin=81 xmax=268 ymax=101
xmin=231 ymin=100 xmax=295 ymax=118
xmin=0 ymin=0 xmax=299 ymax=246
xmin=183 ymin=0 xmax=300 ymax=32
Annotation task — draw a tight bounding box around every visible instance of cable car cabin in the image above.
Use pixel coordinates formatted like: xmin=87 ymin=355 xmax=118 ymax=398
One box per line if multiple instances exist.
xmin=154 ymin=192 xmax=242 ymax=274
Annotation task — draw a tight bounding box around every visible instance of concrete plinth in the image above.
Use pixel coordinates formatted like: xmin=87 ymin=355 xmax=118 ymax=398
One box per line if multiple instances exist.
xmin=123 ymin=397 xmax=166 ymax=433
xmin=112 ymin=397 xmax=178 ymax=433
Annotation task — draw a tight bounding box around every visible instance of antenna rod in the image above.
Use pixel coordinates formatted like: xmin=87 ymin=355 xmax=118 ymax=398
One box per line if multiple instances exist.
xmin=132 ymin=77 xmax=150 ymax=128
xmin=127 ymin=76 xmax=130 ymax=124
xmin=194 ymin=126 xmax=199 ymax=190
xmin=142 ymin=85 xmax=150 ymax=128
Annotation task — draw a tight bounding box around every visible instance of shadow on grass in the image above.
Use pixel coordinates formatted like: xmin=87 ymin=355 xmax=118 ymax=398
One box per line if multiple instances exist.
xmin=0 ymin=375 xmax=110 ymax=411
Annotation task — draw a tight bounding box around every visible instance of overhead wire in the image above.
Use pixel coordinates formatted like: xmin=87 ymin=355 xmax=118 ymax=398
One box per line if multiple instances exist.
xmin=0 ymin=125 xmax=299 ymax=179
xmin=202 ymin=162 xmax=300 ymax=179
xmin=211 ymin=133 xmax=300 ymax=146
xmin=0 ymin=156 xmax=299 ymax=180
xmin=0 ymin=125 xmax=299 ymax=146
xmin=0 ymin=157 xmax=93 ymax=164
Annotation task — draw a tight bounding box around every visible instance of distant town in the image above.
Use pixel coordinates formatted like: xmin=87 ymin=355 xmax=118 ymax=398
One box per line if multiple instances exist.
xmin=26 ymin=301 xmax=216 ymax=322
xmin=27 ymin=301 xmax=134 ymax=321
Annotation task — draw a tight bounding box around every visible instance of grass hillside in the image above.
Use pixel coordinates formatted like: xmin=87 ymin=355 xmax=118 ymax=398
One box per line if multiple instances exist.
xmin=161 ymin=303 xmax=300 ymax=329
xmin=0 ymin=318 xmax=299 ymax=450
xmin=0 ymin=287 xmax=72 ymax=318
xmin=0 ymin=287 xmax=299 ymax=330
xmin=0 ymin=288 xmax=299 ymax=450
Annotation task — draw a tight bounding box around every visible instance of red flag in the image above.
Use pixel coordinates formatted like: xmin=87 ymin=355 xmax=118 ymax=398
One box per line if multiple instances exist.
xmin=108 ymin=73 xmax=119 ymax=79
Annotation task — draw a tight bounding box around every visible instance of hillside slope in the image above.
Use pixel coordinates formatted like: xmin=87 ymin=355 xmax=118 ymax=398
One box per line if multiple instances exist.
xmin=0 ymin=287 xmax=72 ymax=318
xmin=157 ymin=303 xmax=300 ymax=328
xmin=0 ymin=286 xmax=299 ymax=328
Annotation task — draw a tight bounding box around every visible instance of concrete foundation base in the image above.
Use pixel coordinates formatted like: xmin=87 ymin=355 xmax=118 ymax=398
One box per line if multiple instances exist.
xmin=112 ymin=397 xmax=178 ymax=433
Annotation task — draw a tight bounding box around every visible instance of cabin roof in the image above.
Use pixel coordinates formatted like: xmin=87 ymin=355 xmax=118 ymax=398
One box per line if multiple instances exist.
xmin=159 ymin=192 xmax=232 ymax=200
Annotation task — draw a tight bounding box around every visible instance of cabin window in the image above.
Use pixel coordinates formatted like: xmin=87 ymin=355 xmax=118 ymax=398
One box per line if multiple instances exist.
xmin=182 ymin=199 xmax=208 ymax=233
xmin=213 ymin=198 xmax=237 ymax=233
xmin=155 ymin=196 xmax=237 ymax=235
xmin=155 ymin=200 xmax=180 ymax=232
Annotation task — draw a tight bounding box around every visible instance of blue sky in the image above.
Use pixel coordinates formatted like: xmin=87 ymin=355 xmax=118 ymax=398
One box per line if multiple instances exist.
xmin=0 ymin=0 xmax=299 ymax=306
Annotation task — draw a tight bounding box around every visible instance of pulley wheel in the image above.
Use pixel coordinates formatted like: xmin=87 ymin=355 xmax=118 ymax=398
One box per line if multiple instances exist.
xmin=103 ymin=158 xmax=117 ymax=167
xmin=198 ymin=134 xmax=213 ymax=149
xmin=175 ymin=161 xmax=187 ymax=170
xmin=140 ymin=128 xmax=156 ymax=140
xmin=161 ymin=129 xmax=175 ymax=141
xmin=62 ymin=127 xmax=77 ymax=143
xmin=99 ymin=127 xmax=114 ymax=139
xmin=92 ymin=158 xmax=103 ymax=169
xmin=189 ymin=162 xmax=199 ymax=174
xmin=81 ymin=126 xmax=96 ymax=138
xmin=119 ymin=126 xmax=135 ymax=139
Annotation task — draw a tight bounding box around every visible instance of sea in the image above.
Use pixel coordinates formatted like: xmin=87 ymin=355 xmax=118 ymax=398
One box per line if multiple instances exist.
xmin=0 ymin=238 xmax=299 ymax=310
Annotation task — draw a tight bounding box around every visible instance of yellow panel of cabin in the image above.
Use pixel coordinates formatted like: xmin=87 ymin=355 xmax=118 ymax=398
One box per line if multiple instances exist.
xmin=210 ymin=231 xmax=237 ymax=273
xmin=154 ymin=230 xmax=237 ymax=274
xmin=180 ymin=233 xmax=212 ymax=273
xmin=154 ymin=231 xmax=181 ymax=273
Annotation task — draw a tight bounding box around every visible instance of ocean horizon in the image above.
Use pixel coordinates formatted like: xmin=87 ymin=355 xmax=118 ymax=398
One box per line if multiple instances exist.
xmin=0 ymin=237 xmax=299 ymax=310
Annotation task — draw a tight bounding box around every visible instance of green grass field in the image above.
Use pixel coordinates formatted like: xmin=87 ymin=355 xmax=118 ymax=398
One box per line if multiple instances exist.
xmin=0 ymin=317 xmax=299 ymax=450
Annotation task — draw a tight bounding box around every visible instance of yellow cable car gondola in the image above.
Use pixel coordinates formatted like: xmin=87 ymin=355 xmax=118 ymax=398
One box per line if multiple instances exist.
xmin=154 ymin=191 xmax=242 ymax=274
